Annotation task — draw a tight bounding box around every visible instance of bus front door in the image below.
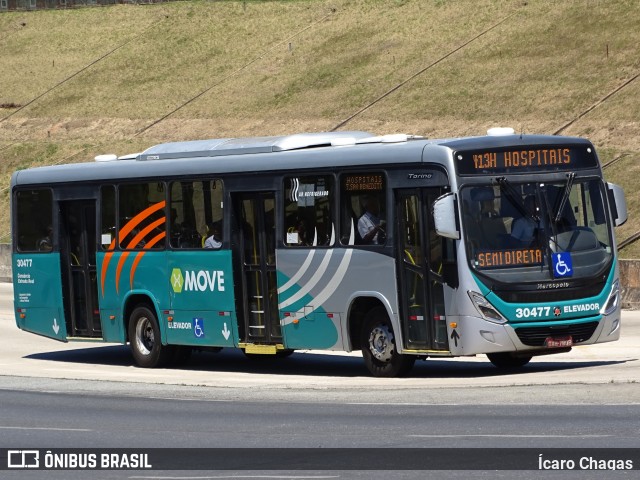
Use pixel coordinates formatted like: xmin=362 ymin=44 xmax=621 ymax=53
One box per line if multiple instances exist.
xmin=59 ymin=200 xmax=102 ymax=338
xmin=396 ymin=189 xmax=449 ymax=352
xmin=232 ymin=192 xmax=282 ymax=346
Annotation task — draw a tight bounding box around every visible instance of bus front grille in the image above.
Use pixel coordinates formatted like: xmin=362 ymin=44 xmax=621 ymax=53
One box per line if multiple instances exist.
xmin=514 ymin=321 xmax=599 ymax=347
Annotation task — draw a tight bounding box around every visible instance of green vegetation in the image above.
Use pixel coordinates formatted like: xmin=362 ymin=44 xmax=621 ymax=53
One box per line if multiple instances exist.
xmin=0 ymin=0 xmax=638 ymax=256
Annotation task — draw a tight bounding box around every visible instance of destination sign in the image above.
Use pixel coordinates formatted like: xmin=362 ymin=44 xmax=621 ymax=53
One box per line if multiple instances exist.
xmin=456 ymin=145 xmax=598 ymax=175
xmin=343 ymin=174 xmax=384 ymax=191
xmin=476 ymin=248 xmax=544 ymax=269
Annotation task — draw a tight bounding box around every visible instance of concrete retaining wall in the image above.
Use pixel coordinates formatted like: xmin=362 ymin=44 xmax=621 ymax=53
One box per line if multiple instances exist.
xmin=0 ymin=243 xmax=637 ymax=308
xmin=0 ymin=244 xmax=11 ymax=283
xmin=620 ymin=260 xmax=640 ymax=310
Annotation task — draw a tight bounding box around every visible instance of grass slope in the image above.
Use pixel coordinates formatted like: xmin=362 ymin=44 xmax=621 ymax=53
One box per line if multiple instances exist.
xmin=0 ymin=0 xmax=638 ymax=256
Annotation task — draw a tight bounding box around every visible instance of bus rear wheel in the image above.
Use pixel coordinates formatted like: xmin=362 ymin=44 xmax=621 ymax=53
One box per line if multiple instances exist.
xmin=487 ymin=352 xmax=532 ymax=369
xmin=129 ymin=306 xmax=173 ymax=368
xmin=361 ymin=307 xmax=415 ymax=377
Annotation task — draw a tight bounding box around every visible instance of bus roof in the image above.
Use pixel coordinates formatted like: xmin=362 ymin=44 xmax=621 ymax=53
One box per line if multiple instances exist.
xmin=11 ymin=132 xmax=594 ymax=187
xmin=139 ymin=131 xmax=377 ymax=159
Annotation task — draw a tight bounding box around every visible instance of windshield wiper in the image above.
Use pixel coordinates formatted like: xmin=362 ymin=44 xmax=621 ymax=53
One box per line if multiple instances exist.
xmin=554 ymin=172 xmax=575 ymax=223
xmin=537 ymin=184 xmax=563 ymax=278
xmin=495 ymin=177 xmax=538 ymax=222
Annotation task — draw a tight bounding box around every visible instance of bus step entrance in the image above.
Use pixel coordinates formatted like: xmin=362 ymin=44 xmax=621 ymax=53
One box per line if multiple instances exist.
xmin=240 ymin=343 xmax=278 ymax=355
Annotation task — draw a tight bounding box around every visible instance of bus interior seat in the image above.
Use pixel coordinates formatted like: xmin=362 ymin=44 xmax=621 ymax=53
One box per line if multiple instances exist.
xmin=469 ymin=187 xmax=507 ymax=248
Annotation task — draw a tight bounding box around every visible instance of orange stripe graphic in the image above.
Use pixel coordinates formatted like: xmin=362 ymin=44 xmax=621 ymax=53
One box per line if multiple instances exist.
xmin=100 ymin=201 xmax=166 ymax=297
xmin=130 ymin=231 xmax=166 ymax=289
xmin=115 ymin=217 xmax=165 ymax=294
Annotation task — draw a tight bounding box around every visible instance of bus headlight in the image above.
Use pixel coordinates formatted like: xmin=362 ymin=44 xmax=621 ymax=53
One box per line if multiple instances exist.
xmin=600 ymin=279 xmax=620 ymax=316
xmin=468 ymin=291 xmax=507 ymax=324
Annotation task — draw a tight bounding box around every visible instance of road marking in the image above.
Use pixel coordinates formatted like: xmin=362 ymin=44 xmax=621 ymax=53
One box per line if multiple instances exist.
xmin=0 ymin=425 xmax=92 ymax=432
xmin=408 ymin=434 xmax=611 ymax=438
xmin=130 ymin=476 xmax=340 ymax=479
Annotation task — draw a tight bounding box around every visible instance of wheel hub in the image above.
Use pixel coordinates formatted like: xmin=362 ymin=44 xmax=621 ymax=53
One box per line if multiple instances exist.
xmin=368 ymin=324 xmax=395 ymax=363
xmin=135 ymin=317 xmax=154 ymax=356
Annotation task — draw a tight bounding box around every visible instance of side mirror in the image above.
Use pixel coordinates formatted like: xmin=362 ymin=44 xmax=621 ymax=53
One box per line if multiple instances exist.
xmin=607 ymin=182 xmax=627 ymax=227
xmin=433 ymin=192 xmax=460 ymax=239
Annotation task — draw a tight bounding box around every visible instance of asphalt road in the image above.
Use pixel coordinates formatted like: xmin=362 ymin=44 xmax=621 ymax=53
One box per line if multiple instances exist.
xmin=1 ymin=281 xmax=639 ymax=403
xmin=1 ymin=283 xmax=639 ymax=479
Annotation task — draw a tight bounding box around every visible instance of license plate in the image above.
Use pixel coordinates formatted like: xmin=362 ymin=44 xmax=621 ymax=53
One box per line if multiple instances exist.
xmin=545 ymin=336 xmax=573 ymax=348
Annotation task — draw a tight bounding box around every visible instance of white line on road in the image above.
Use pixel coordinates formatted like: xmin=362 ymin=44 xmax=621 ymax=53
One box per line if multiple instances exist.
xmin=408 ymin=434 xmax=611 ymax=438
xmin=0 ymin=425 xmax=92 ymax=432
xmin=129 ymin=476 xmax=340 ymax=479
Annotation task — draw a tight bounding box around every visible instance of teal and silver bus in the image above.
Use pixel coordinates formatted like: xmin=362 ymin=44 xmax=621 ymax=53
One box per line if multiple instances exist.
xmin=11 ymin=129 xmax=627 ymax=376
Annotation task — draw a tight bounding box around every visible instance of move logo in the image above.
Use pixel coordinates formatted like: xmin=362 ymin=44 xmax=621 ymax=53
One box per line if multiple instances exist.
xmin=171 ymin=268 xmax=184 ymax=293
xmin=171 ymin=268 xmax=225 ymax=293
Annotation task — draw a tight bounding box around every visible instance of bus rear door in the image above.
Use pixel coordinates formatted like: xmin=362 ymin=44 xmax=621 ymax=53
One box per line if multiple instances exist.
xmin=59 ymin=200 xmax=102 ymax=338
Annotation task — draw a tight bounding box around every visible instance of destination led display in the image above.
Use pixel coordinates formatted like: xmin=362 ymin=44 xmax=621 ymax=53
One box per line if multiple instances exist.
xmin=476 ymin=248 xmax=544 ymax=269
xmin=343 ymin=174 xmax=384 ymax=191
xmin=456 ymin=146 xmax=598 ymax=175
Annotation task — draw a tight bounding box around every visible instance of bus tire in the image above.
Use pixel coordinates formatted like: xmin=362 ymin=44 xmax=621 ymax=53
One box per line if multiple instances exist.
xmin=361 ymin=307 xmax=415 ymax=377
xmin=129 ymin=306 xmax=173 ymax=368
xmin=487 ymin=352 xmax=532 ymax=369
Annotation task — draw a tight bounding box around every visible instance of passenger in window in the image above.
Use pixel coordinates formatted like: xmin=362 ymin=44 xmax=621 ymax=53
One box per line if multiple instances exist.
xmin=511 ymin=196 xmax=538 ymax=246
xmin=358 ymin=196 xmax=386 ymax=245
xmin=290 ymin=218 xmax=310 ymax=246
xmin=38 ymin=226 xmax=53 ymax=252
xmin=204 ymin=224 xmax=222 ymax=249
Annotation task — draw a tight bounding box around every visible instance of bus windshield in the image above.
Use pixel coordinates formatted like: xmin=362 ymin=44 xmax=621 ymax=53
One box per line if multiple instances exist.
xmin=460 ymin=178 xmax=613 ymax=283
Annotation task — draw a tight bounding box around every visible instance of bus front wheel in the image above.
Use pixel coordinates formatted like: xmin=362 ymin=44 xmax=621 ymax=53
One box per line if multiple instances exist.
xmin=487 ymin=352 xmax=532 ymax=369
xmin=361 ymin=307 xmax=415 ymax=377
xmin=129 ymin=306 xmax=173 ymax=368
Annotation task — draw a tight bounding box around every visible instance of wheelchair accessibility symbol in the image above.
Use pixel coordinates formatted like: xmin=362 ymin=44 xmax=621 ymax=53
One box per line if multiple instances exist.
xmin=193 ymin=318 xmax=205 ymax=338
xmin=553 ymin=252 xmax=573 ymax=278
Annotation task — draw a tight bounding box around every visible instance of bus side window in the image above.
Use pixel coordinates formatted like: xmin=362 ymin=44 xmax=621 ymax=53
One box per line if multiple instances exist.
xmin=169 ymin=179 xmax=224 ymax=249
xmin=15 ymin=189 xmax=54 ymax=253
xmin=283 ymin=175 xmax=334 ymax=247
xmin=340 ymin=173 xmax=386 ymax=246
xmin=118 ymin=182 xmax=166 ymax=250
